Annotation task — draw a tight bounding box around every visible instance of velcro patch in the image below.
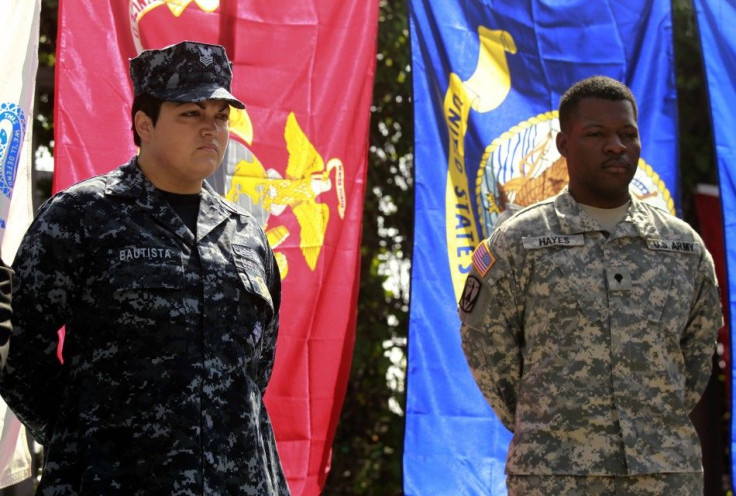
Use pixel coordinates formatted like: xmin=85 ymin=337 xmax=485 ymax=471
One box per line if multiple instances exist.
xmin=646 ymin=239 xmax=701 ymax=254
xmin=459 ymin=276 xmax=482 ymax=313
xmin=606 ymin=267 xmax=632 ymax=291
xmin=472 ymin=241 xmax=495 ymax=277
xmin=522 ymin=234 xmax=585 ymax=249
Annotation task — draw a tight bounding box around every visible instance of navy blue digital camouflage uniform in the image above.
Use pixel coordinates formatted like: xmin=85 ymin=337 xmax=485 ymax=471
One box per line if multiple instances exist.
xmin=0 ymin=157 xmax=290 ymax=495
xmin=0 ymin=261 xmax=11 ymax=366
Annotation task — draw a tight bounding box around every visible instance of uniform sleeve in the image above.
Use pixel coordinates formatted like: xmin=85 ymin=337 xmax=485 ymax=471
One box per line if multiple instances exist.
xmin=0 ymin=260 xmax=13 ymax=369
xmin=256 ymin=248 xmax=281 ymax=395
xmin=681 ymin=246 xmax=723 ymax=411
xmin=0 ymin=193 xmax=86 ymax=443
xmin=458 ymin=233 xmax=523 ymax=432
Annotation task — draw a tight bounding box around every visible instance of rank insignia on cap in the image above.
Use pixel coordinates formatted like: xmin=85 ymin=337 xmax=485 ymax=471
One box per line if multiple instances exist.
xmin=472 ymin=240 xmax=495 ymax=277
xmin=129 ymin=41 xmax=245 ymax=109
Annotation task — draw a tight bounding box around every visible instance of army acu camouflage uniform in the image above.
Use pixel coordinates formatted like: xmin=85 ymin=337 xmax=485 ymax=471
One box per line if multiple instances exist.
xmin=506 ymin=472 xmax=703 ymax=495
xmin=459 ymin=188 xmax=722 ymax=493
xmin=0 ymin=158 xmax=290 ymax=495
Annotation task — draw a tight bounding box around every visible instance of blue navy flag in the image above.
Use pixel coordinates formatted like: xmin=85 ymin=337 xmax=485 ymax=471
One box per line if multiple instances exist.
xmin=692 ymin=0 xmax=736 ymax=481
xmin=406 ymin=1 xmax=678 ymax=494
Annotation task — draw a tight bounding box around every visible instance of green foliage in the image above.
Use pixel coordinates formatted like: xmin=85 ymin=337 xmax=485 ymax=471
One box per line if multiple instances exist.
xmin=35 ymin=0 xmax=57 ymax=151
xmin=672 ymin=0 xmax=717 ymax=226
xmin=322 ymin=0 xmax=412 ymax=494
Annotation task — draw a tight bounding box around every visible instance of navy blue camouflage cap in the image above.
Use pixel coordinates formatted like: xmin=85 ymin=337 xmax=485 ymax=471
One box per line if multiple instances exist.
xmin=130 ymin=41 xmax=245 ymax=109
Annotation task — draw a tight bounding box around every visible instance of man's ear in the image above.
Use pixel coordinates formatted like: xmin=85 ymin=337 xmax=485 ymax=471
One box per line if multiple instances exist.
xmin=556 ymin=130 xmax=568 ymax=158
xmin=134 ymin=110 xmax=153 ymax=143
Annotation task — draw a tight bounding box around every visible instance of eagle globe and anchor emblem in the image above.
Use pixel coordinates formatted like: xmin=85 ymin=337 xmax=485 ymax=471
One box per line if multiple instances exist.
xmin=220 ymin=110 xmax=346 ymax=280
xmin=130 ymin=0 xmax=347 ymax=280
xmin=444 ymin=25 xmax=675 ymax=302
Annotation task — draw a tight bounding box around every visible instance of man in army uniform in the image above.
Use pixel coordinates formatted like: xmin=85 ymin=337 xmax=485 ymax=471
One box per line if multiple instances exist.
xmin=0 ymin=41 xmax=290 ymax=495
xmin=459 ymin=76 xmax=722 ymax=495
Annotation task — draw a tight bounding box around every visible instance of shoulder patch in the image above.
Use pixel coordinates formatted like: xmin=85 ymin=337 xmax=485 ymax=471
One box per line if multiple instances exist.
xmin=522 ymin=234 xmax=585 ymax=250
xmin=646 ymin=239 xmax=701 ymax=254
xmin=472 ymin=240 xmax=495 ymax=277
xmin=459 ymin=276 xmax=482 ymax=313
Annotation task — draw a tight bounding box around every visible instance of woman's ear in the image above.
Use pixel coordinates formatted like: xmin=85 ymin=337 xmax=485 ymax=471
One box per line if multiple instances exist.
xmin=134 ymin=110 xmax=153 ymax=143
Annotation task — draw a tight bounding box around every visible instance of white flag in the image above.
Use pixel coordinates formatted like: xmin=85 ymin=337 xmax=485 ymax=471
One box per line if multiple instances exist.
xmin=0 ymin=0 xmax=43 ymax=488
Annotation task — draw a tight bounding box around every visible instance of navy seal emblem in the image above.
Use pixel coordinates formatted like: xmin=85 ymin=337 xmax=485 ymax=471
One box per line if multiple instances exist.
xmin=0 ymin=102 xmax=26 ymax=198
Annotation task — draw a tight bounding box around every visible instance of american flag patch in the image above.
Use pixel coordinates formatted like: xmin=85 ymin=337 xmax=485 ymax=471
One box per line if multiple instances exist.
xmin=472 ymin=240 xmax=495 ymax=276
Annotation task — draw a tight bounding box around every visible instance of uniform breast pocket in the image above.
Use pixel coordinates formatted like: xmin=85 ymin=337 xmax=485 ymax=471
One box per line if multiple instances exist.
xmin=108 ymin=262 xmax=186 ymax=325
xmin=644 ymin=260 xmax=694 ymax=337
xmin=522 ymin=248 xmax=610 ymax=370
xmin=231 ymin=243 xmax=274 ymax=316
xmin=523 ymin=260 xmax=582 ymax=365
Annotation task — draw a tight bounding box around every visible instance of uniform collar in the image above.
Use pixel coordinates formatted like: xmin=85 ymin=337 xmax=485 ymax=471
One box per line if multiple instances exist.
xmin=105 ymin=157 xmax=150 ymax=199
xmin=106 ymin=157 xmax=241 ymax=242
xmin=554 ymin=187 xmax=661 ymax=239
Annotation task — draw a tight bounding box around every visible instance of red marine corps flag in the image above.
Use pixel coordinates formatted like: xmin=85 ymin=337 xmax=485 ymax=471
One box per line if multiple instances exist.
xmin=54 ymin=1 xmax=379 ymax=493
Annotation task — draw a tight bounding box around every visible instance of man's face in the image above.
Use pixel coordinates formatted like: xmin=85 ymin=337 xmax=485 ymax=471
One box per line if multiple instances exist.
xmin=556 ymin=97 xmax=640 ymax=208
xmin=137 ymin=99 xmax=230 ymax=193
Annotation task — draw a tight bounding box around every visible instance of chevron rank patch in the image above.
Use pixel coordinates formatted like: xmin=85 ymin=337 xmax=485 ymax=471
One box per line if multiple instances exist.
xmin=472 ymin=240 xmax=495 ymax=277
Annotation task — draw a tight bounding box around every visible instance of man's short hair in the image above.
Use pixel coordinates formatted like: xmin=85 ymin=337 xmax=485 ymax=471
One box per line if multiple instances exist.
xmin=558 ymin=76 xmax=638 ymax=132
xmin=131 ymin=93 xmax=164 ymax=147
